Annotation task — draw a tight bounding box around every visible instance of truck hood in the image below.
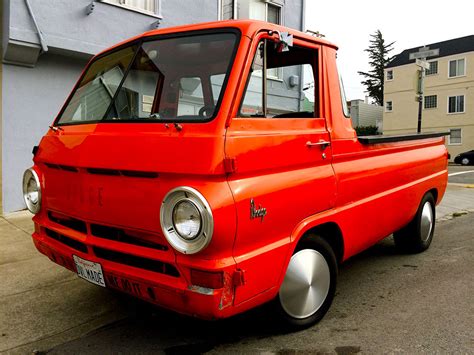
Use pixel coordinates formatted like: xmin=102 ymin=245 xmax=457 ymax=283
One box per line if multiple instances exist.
xmin=34 ymin=125 xmax=226 ymax=231
xmin=35 ymin=126 xmax=226 ymax=175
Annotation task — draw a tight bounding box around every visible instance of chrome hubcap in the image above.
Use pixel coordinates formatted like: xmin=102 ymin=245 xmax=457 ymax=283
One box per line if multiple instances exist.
xmin=279 ymin=249 xmax=330 ymax=319
xmin=420 ymin=201 xmax=433 ymax=242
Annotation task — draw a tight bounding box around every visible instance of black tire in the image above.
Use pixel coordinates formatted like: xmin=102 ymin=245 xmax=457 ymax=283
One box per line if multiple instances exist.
xmin=274 ymin=236 xmax=337 ymax=330
xmin=393 ymin=193 xmax=436 ymax=253
xmin=461 ymin=157 xmax=470 ymax=166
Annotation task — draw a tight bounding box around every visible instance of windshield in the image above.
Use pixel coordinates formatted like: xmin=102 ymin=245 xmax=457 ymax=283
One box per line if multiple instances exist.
xmin=57 ymin=31 xmax=239 ymax=125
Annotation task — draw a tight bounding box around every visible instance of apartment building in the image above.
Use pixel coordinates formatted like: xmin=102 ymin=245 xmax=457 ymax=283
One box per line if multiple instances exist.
xmin=383 ymin=35 xmax=474 ymax=160
xmin=1 ymin=0 xmax=305 ymax=213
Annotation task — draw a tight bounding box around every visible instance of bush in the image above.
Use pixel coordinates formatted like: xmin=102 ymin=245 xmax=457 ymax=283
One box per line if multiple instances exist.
xmin=355 ymin=125 xmax=379 ymax=136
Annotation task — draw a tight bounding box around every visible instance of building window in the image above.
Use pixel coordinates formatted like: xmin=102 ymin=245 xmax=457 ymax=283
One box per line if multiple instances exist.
xmin=247 ymin=1 xmax=282 ymax=79
xmin=223 ymin=1 xmax=282 ymax=24
xmin=102 ymin=0 xmax=158 ymax=14
xmin=425 ymin=61 xmax=438 ymax=75
xmin=448 ymin=128 xmax=462 ymax=145
xmin=449 ymin=58 xmax=465 ymax=78
xmin=247 ymin=0 xmax=281 ymax=24
xmin=385 ymin=101 xmax=393 ymax=112
xmin=266 ymin=3 xmax=281 ymax=24
xmin=424 ymin=95 xmax=437 ymax=109
xmin=448 ymin=95 xmax=465 ymax=113
xmin=386 ymin=70 xmax=393 ymax=81
xmin=219 ymin=0 xmax=235 ymax=20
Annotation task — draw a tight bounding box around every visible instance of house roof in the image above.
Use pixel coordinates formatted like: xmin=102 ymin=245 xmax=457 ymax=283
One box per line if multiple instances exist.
xmin=386 ymin=35 xmax=474 ymax=68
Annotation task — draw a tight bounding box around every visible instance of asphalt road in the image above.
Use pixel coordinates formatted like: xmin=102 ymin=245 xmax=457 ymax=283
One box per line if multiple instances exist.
xmin=448 ymin=164 xmax=474 ymax=185
xmin=47 ymin=213 xmax=474 ymax=354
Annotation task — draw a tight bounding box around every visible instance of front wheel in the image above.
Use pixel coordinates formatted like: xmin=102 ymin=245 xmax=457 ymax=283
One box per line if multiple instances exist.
xmin=275 ymin=237 xmax=337 ymax=329
xmin=394 ymin=193 xmax=436 ymax=253
xmin=461 ymin=157 xmax=470 ymax=165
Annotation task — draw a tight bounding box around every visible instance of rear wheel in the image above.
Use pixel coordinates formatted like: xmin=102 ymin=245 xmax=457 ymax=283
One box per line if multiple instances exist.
xmin=394 ymin=193 xmax=436 ymax=253
xmin=461 ymin=157 xmax=470 ymax=165
xmin=275 ymin=236 xmax=337 ymax=329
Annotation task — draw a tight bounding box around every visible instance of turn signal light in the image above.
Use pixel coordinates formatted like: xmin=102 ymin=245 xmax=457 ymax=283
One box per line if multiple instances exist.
xmin=190 ymin=269 xmax=224 ymax=289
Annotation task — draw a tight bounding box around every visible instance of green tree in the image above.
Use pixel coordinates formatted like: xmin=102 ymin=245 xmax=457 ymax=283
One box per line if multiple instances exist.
xmin=358 ymin=30 xmax=394 ymax=106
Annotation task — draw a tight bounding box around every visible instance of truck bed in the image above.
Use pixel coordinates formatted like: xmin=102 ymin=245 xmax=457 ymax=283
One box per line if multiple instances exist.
xmin=358 ymin=131 xmax=450 ymax=144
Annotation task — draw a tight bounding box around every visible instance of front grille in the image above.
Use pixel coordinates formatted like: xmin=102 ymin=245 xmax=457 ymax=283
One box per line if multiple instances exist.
xmin=44 ymin=211 xmax=175 ymax=277
xmin=91 ymin=224 xmax=168 ymax=251
xmin=93 ymin=247 xmax=179 ymax=277
xmin=86 ymin=168 xmax=158 ymax=178
xmin=43 ymin=162 xmax=158 ymax=179
xmin=48 ymin=211 xmax=87 ymax=234
xmin=45 ymin=228 xmax=88 ymax=253
xmin=86 ymin=168 xmax=120 ymax=176
xmin=44 ymin=163 xmax=79 ymax=172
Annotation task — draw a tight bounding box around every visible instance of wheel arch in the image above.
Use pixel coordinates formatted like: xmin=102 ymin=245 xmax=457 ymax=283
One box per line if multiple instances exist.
xmin=427 ymin=188 xmax=438 ymax=204
xmin=295 ymin=222 xmax=344 ymax=264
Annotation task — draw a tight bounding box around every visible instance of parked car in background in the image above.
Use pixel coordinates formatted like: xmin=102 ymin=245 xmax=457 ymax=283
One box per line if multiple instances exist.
xmin=454 ymin=150 xmax=474 ymax=165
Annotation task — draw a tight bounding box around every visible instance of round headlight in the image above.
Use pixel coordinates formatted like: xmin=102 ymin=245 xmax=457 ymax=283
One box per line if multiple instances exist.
xmin=160 ymin=187 xmax=213 ymax=254
xmin=172 ymin=200 xmax=202 ymax=240
xmin=22 ymin=168 xmax=41 ymax=214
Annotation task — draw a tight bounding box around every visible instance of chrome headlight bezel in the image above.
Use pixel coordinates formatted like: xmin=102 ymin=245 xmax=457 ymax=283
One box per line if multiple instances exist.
xmin=22 ymin=168 xmax=42 ymax=214
xmin=160 ymin=186 xmax=213 ymax=254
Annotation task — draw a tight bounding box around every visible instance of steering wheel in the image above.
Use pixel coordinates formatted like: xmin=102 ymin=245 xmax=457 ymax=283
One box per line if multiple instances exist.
xmin=198 ymin=106 xmax=214 ymax=119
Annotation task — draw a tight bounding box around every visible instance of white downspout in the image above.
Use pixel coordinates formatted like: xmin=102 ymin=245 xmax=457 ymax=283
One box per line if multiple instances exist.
xmin=24 ymin=0 xmax=48 ymax=53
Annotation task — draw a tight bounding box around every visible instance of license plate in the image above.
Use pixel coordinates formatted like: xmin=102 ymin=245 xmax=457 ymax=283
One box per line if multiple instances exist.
xmin=73 ymin=255 xmax=106 ymax=287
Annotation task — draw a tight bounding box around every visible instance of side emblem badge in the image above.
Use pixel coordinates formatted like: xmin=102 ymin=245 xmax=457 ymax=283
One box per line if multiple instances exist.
xmin=250 ymin=198 xmax=267 ymax=222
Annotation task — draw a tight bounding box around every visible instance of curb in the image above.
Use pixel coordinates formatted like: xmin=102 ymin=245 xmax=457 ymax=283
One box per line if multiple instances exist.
xmin=437 ymin=209 xmax=474 ymax=222
xmin=447 ymin=183 xmax=474 ymax=188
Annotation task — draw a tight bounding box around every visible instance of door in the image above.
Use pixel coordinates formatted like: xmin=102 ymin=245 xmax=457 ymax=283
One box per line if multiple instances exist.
xmin=225 ymin=35 xmax=337 ymax=304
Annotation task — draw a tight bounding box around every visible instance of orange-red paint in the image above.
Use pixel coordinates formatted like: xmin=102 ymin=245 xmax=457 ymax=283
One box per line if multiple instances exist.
xmin=29 ymin=20 xmax=447 ymax=320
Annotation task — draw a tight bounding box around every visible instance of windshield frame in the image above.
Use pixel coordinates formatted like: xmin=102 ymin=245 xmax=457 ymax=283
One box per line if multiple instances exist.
xmin=54 ymin=28 xmax=242 ymax=126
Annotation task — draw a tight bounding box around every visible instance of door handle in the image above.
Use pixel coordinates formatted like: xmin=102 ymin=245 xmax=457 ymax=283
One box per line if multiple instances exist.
xmin=306 ymin=140 xmax=331 ymax=148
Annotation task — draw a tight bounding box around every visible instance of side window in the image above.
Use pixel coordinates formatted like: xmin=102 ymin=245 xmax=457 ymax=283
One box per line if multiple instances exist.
xmin=210 ymin=74 xmax=226 ymax=105
xmin=339 ymin=74 xmax=350 ymax=118
xmin=239 ymin=40 xmax=318 ymax=118
xmin=177 ymin=77 xmax=204 ymax=116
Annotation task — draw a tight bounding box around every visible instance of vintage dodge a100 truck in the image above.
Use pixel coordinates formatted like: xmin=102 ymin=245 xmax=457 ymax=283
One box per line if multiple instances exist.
xmin=23 ymin=20 xmax=448 ymax=328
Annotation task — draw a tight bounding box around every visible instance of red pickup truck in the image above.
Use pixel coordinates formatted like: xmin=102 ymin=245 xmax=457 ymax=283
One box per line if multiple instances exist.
xmin=23 ymin=20 xmax=448 ymax=328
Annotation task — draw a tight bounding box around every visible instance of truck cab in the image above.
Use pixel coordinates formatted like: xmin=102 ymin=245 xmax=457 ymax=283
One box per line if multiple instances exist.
xmin=23 ymin=20 xmax=448 ymax=328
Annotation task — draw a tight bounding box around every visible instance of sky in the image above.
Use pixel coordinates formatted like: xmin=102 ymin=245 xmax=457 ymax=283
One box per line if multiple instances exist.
xmin=305 ymin=0 xmax=474 ymax=101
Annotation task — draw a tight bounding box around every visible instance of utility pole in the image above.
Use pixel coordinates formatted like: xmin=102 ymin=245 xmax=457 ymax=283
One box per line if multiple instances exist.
xmin=409 ymin=46 xmax=439 ymax=133
xmin=416 ymin=62 xmax=426 ymax=133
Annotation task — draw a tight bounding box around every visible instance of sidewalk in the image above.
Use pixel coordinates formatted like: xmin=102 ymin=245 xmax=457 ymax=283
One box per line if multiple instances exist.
xmin=1 ymin=183 xmax=474 ymax=353
xmin=436 ymin=184 xmax=474 ymax=220
xmin=0 ymin=214 xmax=127 ymax=354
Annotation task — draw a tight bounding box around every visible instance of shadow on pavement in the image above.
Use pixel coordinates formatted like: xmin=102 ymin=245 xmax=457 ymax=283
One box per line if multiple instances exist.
xmin=49 ymin=235 xmax=405 ymax=354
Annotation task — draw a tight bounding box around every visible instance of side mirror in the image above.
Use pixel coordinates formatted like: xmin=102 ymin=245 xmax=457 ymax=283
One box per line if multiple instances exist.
xmin=268 ymin=30 xmax=293 ymax=52
xmin=278 ymin=32 xmax=293 ymax=52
